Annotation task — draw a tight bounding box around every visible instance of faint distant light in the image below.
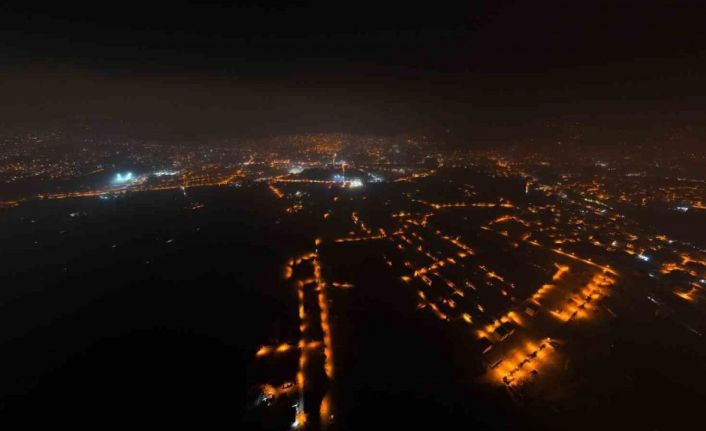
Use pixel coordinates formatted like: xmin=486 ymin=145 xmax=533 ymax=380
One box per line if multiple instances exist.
xmin=674 ymin=206 xmax=690 ymax=213
xmin=637 ymin=254 xmax=651 ymax=262
xmin=348 ymin=178 xmax=363 ymax=188
xmin=113 ymin=172 xmax=134 ymax=184
xmin=288 ymin=166 xmax=304 ymax=174
xmin=595 ymin=161 xmax=608 ymax=168
xmin=332 ymin=174 xmax=345 ymax=183
xmin=367 ymin=173 xmax=384 ymax=183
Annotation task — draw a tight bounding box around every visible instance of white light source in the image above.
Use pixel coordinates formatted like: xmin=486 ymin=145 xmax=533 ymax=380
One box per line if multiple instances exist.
xmin=153 ymin=170 xmax=178 ymax=177
xmin=113 ymin=172 xmax=134 ymax=184
xmin=367 ymin=173 xmax=384 ymax=182
xmin=637 ymin=254 xmax=650 ymax=262
xmin=348 ymin=178 xmax=363 ymax=188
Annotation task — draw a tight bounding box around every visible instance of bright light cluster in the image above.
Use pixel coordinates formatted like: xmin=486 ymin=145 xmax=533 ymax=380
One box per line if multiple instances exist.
xmin=113 ymin=172 xmax=134 ymax=184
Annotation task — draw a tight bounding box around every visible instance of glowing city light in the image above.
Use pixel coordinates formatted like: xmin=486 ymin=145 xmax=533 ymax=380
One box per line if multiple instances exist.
xmin=113 ymin=172 xmax=134 ymax=184
xmin=153 ymin=170 xmax=179 ymax=177
xmin=367 ymin=173 xmax=384 ymax=182
xmin=348 ymin=178 xmax=363 ymax=188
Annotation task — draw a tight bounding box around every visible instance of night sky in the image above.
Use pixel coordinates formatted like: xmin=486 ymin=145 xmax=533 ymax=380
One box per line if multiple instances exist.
xmin=1 ymin=1 xmax=705 ymax=140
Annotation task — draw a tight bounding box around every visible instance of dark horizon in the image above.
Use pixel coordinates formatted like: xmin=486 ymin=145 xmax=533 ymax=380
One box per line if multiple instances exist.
xmin=2 ymin=1 xmax=705 ymax=143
